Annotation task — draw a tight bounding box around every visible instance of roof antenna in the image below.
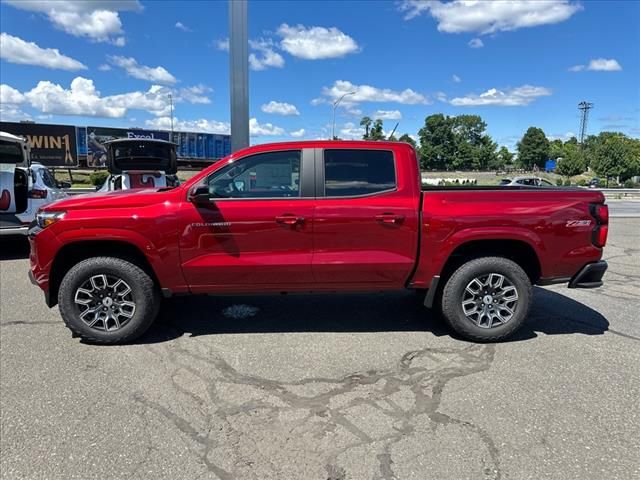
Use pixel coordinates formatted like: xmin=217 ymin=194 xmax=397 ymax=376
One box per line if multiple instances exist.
xmin=388 ymin=123 xmax=399 ymax=140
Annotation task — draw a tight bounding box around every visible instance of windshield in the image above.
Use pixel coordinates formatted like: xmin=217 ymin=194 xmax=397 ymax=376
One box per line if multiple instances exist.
xmin=0 ymin=140 xmax=25 ymax=164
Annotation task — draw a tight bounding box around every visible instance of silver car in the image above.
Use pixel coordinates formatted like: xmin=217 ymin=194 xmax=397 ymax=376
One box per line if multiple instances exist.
xmin=499 ymin=176 xmax=555 ymax=187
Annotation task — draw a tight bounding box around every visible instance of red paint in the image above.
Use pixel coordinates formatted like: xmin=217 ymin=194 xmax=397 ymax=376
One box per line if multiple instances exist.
xmin=0 ymin=189 xmax=10 ymax=211
xmin=29 ymin=140 xmax=607 ymax=303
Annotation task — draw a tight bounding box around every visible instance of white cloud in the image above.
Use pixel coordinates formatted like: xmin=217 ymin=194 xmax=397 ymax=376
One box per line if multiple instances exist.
xmin=23 ymin=77 xmax=127 ymax=117
xmin=548 ymin=131 xmax=577 ymax=141
xmin=591 ymin=58 xmax=621 ymax=72
xmin=5 ymin=77 xmax=212 ymax=119
xmin=1 ymin=84 xmax=25 ymax=104
xmin=175 ymin=21 xmax=192 ymax=32
xmin=468 ymin=38 xmax=484 ymax=48
xmin=290 ymin=128 xmax=306 ymax=138
xmin=372 ymin=110 xmax=402 ymax=120
xmin=0 ymin=103 xmax=31 ymax=122
xmin=452 ymin=74 xmax=461 ymax=83
xmin=261 ymin=101 xmax=300 ymax=116
xmin=321 ymin=80 xmax=429 ymax=106
xmin=109 ymin=55 xmax=178 ymax=85
xmin=450 ymin=85 xmax=552 ymax=106
xmin=249 ymin=118 xmax=285 ymax=137
xmin=248 ymin=39 xmax=284 ymax=71
xmin=0 ymin=33 xmax=87 ymax=71
xmin=435 ymin=91 xmax=448 ymax=102
xmin=398 ymin=0 xmax=582 ymax=34
xmin=145 ymin=116 xmax=230 ymax=134
xmin=339 ymin=122 xmax=365 ymax=140
xmin=4 ymin=0 xmax=142 ymax=45
xmin=98 ymin=64 xmax=112 ymax=71
xmin=570 ymin=58 xmax=622 ymax=72
xmin=178 ymin=85 xmax=212 ymax=105
xmin=277 ymin=23 xmax=359 ymax=60
xmin=216 ymin=38 xmax=229 ymax=51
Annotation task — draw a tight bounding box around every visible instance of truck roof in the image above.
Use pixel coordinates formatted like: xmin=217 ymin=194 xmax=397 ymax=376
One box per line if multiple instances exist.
xmin=230 ymin=140 xmax=415 ymax=157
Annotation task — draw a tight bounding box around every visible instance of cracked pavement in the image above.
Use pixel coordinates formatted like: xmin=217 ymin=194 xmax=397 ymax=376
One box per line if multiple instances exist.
xmin=1 ymin=219 xmax=639 ymax=479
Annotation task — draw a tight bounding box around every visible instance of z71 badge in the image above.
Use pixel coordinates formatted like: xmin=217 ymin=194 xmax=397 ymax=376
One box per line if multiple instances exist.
xmin=566 ymin=219 xmax=592 ymax=227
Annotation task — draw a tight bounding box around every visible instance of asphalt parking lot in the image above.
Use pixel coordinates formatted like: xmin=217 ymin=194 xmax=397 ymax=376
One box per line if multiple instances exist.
xmin=1 ymin=218 xmax=639 ymax=480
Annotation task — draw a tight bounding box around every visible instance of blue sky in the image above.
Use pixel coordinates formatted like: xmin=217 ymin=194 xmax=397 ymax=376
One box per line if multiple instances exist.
xmin=1 ymin=0 xmax=638 ymax=149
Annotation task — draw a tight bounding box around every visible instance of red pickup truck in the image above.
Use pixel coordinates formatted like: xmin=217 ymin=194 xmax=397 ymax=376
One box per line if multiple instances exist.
xmin=28 ymin=141 xmax=608 ymax=344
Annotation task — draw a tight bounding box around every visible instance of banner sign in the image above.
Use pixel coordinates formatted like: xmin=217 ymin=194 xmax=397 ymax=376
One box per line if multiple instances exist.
xmin=0 ymin=122 xmax=77 ymax=167
xmin=170 ymin=131 xmax=231 ymax=160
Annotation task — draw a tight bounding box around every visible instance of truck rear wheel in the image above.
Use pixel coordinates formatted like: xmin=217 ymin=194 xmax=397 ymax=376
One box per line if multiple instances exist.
xmin=440 ymin=257 xmax=532 ymax=342
xmin=58 ymin=257 xmax=160 ymax=344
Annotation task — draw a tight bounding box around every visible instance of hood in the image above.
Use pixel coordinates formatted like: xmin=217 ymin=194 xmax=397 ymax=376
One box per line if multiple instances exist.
xmin=42 ymin=186 xmax=180 ymax=212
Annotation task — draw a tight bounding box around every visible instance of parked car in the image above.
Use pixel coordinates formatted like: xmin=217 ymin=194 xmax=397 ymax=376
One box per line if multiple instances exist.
xmin=499 ymin=176 xmax=555 ymax=187
xmin=96 ymin=138 xmax=179 ymax=192
xmin=29 ymin=141 xmax=608 ymax=344
xmin=1 ymin=131 xmax=69 ymax=236
xmin=588 ymin=178 xmax=601 ymax=188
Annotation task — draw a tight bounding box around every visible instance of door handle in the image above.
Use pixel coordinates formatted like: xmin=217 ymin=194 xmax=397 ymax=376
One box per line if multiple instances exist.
xmin=375 ymin=213 xmax=404 ymax=225
xmin=276 ymin=214 xmax=305 ymax=226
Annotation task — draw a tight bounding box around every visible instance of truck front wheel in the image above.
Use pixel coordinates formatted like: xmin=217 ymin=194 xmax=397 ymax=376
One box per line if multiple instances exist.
xmin=58 ymin=257 xmax=160 ymax=344
xmin=440 ymin=257 xmax=532 ymax=342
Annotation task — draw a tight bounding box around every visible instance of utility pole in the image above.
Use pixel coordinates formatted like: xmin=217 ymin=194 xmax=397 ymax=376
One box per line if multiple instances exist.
xmin=229 ymin=0 xmax=249 ymax=152
xmin=331 ymin=91 xmax=356 ymax=140
xmin=578 ymin=101 xmax=594 ymax=145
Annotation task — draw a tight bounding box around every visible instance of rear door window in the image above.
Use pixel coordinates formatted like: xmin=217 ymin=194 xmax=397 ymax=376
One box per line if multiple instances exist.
xmin=323 ymin=149 xmax=396 ymax=197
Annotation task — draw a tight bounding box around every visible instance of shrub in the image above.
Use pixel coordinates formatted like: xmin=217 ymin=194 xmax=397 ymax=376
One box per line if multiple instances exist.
xmin=89 ymin=170 xmax=109 ymax=186
xmin=623 ymin=179 xmax=637 ymax=188
xmin=576 ymin=179 xmax=587 ymax=186
xmin=556 ymin=178 xmax=564 ymax=186
xmin=563 ymin=179 xmax=571 ymax=186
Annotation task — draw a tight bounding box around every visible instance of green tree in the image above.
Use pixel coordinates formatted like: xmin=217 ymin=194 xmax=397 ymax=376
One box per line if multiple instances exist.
xmin=369 ymin=119 xmax=385 ymax=140
xmin=549 ymin=139 xmax=564 ymax=160
xmin=517 ymin=127 xmax=550 ymax=170
xmin=397 ymin=133 xmax=416 ymax=147
xmin=556 ymin=148 xmax=586 ymax=177
xmin=490 ymin=146 xmax=513 ymax=170
xmin=418 ymin=114 xmax=456 ymax=170
xmin=589 ymin=132 xmax=640 ymax=182
xmin=360 ymin=116 xmax=372 ymax=139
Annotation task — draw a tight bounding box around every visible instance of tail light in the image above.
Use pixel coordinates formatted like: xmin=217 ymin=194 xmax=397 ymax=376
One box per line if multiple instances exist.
xmin=590 ymin=203 xmax=609 ymax=248
xmin=28 ymin=189 xmax=48 ymax=199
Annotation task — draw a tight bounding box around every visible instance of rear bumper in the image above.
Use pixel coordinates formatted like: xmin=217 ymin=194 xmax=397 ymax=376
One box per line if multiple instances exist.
xmin=569 ymin=261 xmax=608 ymax=288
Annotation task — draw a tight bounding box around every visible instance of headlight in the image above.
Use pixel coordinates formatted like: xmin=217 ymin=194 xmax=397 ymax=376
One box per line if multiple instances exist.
xmin=36 ymin=211 xmax=66 ymax=229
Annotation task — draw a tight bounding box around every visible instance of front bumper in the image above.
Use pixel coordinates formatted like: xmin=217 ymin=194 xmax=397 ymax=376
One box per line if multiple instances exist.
xmin=569 ymin=261 xmax=608 ymax=288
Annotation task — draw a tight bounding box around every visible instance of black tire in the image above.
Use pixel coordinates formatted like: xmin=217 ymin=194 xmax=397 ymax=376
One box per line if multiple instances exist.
xmin=58 ymin=257 xmax=160 ymax=344
xmin=440 ymin=257 xmax=532 ymax=342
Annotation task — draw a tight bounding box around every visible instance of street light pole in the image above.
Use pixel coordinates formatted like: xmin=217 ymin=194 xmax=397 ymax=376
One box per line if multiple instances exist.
xmin=331 ymin=91 xmax=356 ymax=140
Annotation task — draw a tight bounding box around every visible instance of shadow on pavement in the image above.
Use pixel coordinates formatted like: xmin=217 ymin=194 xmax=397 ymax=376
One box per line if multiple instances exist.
xmin=0 ymin=237 xmax=30 ymax=260
xmin=139 ymin=286 xmax=610 ymax=344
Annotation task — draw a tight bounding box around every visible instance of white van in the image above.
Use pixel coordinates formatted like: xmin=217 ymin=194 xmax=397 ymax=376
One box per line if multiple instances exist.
xmin=0 ymin=131 xmax=69 ymax=236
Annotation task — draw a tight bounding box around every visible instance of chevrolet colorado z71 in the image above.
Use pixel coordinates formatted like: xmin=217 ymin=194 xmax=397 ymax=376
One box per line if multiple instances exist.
xmin=28 ymin=141 xmax=608 ymax=344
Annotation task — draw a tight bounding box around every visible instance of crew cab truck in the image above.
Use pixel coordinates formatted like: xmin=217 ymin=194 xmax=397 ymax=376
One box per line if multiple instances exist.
xmin=28 ymin=141 xmax=609 ymax=344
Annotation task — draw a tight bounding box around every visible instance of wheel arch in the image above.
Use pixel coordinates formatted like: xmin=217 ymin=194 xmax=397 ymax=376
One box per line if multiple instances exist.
xmin=48 ymin=240 xmax=160 ymax=307
xmin=440 ymin=239 xmax=541 ymax=285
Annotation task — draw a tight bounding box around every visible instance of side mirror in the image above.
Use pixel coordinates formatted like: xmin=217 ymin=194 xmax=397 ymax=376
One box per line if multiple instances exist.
xmin=58 ymin=181 xmax=71 ymax=189
xmin=189 ymin=185 xmax=211 ymax=205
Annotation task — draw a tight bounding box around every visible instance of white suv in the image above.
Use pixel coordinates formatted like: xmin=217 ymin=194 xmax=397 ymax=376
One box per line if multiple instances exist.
xmin=1 ymin=132 xmax=69 ymax=236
